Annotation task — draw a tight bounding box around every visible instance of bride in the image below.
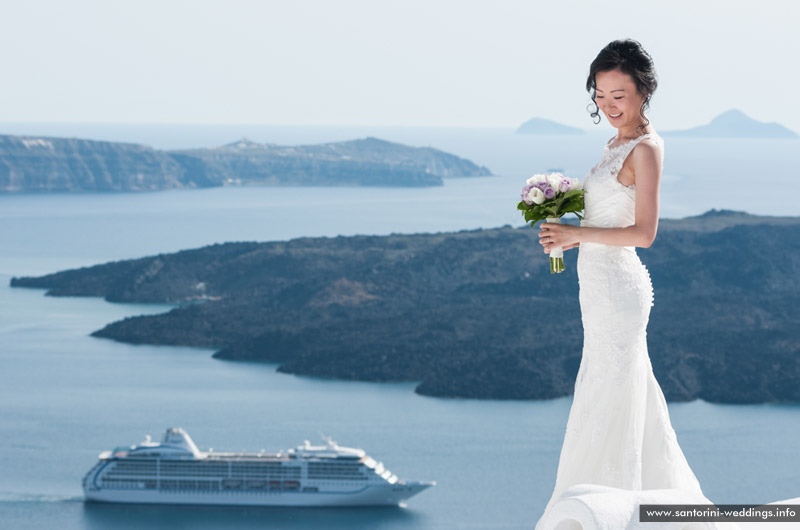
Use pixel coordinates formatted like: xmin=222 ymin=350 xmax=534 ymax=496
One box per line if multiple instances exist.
xmin=534 ymin=39 xmax=731 ymax=530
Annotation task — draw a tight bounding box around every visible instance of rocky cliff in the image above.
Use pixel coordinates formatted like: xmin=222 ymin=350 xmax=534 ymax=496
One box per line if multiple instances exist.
xmin=0 ymin=134 xmax=491 ymax=192
xmin=0 ymin=135 xmax=186 ymax=192
xmin=11 ymin=210 xmax=800 ymax=404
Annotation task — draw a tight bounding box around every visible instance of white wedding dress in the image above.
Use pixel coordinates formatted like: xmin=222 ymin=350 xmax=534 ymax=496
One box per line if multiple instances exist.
xmin=534 ymin=133 xmax=741 ymax=530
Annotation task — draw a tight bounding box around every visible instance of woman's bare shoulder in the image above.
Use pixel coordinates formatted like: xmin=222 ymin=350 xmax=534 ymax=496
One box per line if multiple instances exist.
xmin=630 ymin=136 xmax=663 ymax=177
xmin=636 ymin=133 xmax=663 ymax=158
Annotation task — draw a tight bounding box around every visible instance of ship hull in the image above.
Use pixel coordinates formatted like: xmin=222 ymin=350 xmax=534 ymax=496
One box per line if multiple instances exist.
xmin=83 ymin=482 xmax=431 ymax=507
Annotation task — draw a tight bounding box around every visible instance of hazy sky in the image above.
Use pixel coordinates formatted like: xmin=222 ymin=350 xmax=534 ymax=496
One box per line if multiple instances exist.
xmin=1 ymin=0 xmax=797 ymax=131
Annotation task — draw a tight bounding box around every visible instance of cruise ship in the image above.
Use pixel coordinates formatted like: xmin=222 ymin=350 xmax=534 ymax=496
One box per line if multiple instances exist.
xmin=82 ymin=428 xmax=434 ymax=506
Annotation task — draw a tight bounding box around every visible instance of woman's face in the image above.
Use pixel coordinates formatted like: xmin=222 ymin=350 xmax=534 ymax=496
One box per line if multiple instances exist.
xmin=594 ymin=68 xmax=647 ymax=131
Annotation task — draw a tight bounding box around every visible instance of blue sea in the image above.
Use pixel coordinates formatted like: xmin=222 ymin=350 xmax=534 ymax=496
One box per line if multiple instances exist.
xmin=1 ymin=124 xmax=799 ymax=530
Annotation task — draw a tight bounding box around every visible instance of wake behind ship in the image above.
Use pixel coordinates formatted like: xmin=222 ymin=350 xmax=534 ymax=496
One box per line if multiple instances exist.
xmin=82 ymin=427 xmax=434 ymax=506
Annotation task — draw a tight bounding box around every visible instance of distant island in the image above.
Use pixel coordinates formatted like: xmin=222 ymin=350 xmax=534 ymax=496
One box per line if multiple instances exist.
xmin=11 ymin=210 xmax=800 ymax=404
xmin=0 ymin=134 xmax=491 ymax=193
xmin=516 ymin=118 xmax=585 ymax=135
xmin=662 ymin=109 xmax=798 ymax=138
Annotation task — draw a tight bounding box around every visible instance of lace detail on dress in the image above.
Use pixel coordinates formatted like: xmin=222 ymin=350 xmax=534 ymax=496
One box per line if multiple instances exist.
xmin=604 ymin=134 xmax=662 ymax=191
xmin=579 ymin=133 xmax=662 ymax=232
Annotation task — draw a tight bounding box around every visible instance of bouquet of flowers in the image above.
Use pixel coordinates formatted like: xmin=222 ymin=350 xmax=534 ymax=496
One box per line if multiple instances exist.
xmin=517 ymin=172 xmax=585 ymax=274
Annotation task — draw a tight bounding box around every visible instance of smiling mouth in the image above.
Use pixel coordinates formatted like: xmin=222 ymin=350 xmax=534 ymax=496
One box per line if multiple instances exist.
xmin=609 ymin=113 xmax=622 ymax=118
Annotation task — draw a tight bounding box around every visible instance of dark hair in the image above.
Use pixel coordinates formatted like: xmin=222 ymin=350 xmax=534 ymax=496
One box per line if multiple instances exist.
xmin=585 ymin=39 xmax=658 ymax=132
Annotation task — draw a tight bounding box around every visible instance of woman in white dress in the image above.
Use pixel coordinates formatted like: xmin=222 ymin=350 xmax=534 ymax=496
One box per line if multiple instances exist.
xmin=534 ymin=39 xmax=726 ymax=530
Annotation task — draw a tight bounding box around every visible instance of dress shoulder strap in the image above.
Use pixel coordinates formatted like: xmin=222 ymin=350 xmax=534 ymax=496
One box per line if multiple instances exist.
xmin=626 ymin=133 xmax=654 ymax=151
xmin=605 ymin=133 xmax=655 ymax=153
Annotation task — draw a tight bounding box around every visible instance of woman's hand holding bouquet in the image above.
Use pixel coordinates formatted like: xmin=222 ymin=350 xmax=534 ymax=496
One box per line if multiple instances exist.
xmin=517 ymin=172 xmax=585 ymax=274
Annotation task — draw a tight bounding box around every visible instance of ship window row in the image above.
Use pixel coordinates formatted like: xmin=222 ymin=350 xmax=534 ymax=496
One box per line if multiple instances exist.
xmin=111 ymin=464 xmax=230 ymax=474
xmin=110 ymin=467 xmax=229 ymax=477
xmin=222 ymin=479 xmax=300 ymax=491
xmin=111 ymin=463 xmax=157 ymax=471
xmin=308 ymin=466 xmax=364 ymax=473
xmin=230 ymin=467 xmax=301 ymax=476
xmin=229 ymin=474 xmax=302 ymax=480
xmin=307 ymin=469 xmax=365 ymax=474
xmin=230 ymin=471 xmax=301 ymax=478
xmin=308 ymin=475 xmax=369 ymax=480
xmin=308 ymin=469 xmax=364 ymax=472
xmin=160 ymin=468 xmax=230 ymax=476
xmin=307 ymin=480 xmax=364 ymax=482
xmin=160 ymin=480 xmax=220 ymax=490
xmin=308 ymin=470 xmax=366 ymax=474
xmin=101 ymin=478 xmax=157 ymax=489
xmin=307 ymin=471 xmax=366 ymax=477
xmin=115 ymin=462 xmax=295 ymax=471
xmin=152 ymin=479 xmax=302 ymax=491
xmin=229 ymin=466 xmax=301 ymax=472
xmin=108 ymin=470 xmax=303 ymax=478
xmin=161 ymin=464 xmax=229 ymax=473
xmin=103 ymin=478 xmax=220 ymax=490
xmin=161 ymin=462 xmax=230 ymax=468
xmin=308 ymin=473 xmax=369 ymax=480
xmin=231 ymin=463 xmax=300 ymax=470
xmin=107 ymin=470 xmax=157 ymax=477
xmin=307 ymin=473 xmax=366 ymax=477
xmin=230 ymin=462 xmax=288 ymax=470
xmin=307 ymin=470 xmax=364 ymax=474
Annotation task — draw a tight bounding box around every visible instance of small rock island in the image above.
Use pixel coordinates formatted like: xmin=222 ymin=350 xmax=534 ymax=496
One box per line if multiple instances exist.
xmin=662 ymin=109 xmax=798 ymax=138
xmin=516 ymin=118 xmax=585 ymax=135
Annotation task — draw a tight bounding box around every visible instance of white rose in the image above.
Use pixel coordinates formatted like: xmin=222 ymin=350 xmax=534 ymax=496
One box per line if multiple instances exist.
xmin=526 ymin=173 xmax=547 ymax=186
xmin=569 ymin=178 xmax=582 ymax=190
xmin=527 ymin=187 xmax=545 ymax=205
xmin=546 ymin=173 xmax=564 ymax=192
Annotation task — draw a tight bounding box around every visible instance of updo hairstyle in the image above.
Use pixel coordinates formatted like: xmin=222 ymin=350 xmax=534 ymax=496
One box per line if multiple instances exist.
xmin=586 ymin=39 xmax=658 ymax=131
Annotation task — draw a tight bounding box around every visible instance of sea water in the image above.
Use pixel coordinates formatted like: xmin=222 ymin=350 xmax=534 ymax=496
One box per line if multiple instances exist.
xmin=0 ymin=125 xmax=799 ymax=530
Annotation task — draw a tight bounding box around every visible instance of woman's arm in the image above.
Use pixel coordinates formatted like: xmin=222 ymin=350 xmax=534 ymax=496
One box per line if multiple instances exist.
xmin=539 ymin=138 xmax=662 ymax=252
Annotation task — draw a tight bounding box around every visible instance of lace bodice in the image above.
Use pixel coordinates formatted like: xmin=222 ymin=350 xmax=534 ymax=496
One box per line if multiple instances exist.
xmin=581 ymin=132 xmax=663 ymax=230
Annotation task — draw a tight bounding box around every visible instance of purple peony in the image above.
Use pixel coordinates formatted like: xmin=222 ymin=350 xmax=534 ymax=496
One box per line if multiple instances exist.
xmin=543 ymin=186 xmax=556 ymax=200
xmin=559 ymin=179 xmax=571 ymax=193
